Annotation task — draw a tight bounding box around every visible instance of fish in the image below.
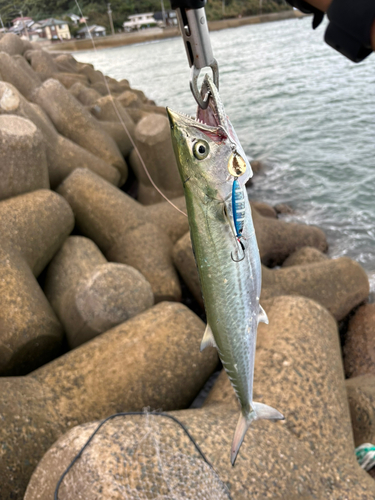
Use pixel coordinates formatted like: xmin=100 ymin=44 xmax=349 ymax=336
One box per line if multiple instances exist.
xmin=167 ymin=75 xmax=284 ymax=466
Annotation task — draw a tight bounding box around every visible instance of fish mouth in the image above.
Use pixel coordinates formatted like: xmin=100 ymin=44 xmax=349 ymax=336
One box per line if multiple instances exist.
xmin=166 ymin=74 xmax=227 ymax=136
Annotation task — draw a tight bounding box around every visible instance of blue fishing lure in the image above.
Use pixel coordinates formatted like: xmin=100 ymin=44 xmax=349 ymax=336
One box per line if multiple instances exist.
xmin=231 ymin=178 xmax=245 ymax=239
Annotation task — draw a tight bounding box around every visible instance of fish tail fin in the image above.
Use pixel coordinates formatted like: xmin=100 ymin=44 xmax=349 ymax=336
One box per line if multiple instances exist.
xmin=231 ymin=403 xmax=284 ymax=466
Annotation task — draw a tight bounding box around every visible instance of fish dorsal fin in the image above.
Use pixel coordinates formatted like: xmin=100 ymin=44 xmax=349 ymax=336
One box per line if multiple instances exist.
xmin=258 ymin=305 xmax=269 ymax=325
xmin=200 ymin=323 xmax=217 ymax=351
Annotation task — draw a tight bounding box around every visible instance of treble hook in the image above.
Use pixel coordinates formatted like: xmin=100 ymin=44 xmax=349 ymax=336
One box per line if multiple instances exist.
xmin=231 ymin=239 xmax=245 ymax=263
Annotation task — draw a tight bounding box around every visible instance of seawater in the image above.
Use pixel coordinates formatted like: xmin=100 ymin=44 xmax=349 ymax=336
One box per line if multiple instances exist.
xmin=75 ymin=17 xmax=375 ymax=289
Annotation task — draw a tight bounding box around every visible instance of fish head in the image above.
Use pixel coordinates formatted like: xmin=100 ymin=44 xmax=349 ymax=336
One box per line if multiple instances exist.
xmin=167 ymin=75 xmax=253 ymax=204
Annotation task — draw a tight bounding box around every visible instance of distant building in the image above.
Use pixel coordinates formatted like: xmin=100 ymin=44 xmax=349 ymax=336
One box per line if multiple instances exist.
xmin=153 ymin=10 xmax=178 ymax=26
xmin=76 ymin=25 xmax=106 ymax=39
xmin=123 ymin=13 xmax=157 ymax=32
xmin=11 ymin=16 xmax=33 ymax=28
xmin=9 ymin=17 xmax=34 ymax=37
xmin=39 ymin=18 xmax=71 ymax=40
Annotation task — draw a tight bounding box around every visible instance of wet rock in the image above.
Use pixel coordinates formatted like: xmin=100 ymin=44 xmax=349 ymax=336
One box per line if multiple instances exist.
xmin=250 ymin=200 xmax=277 ymax=218
xmin=128 ymin=113 xmax=183 ymax=204
xmin=0 ymin=82 xmax=120 ymax=188
xmin=69 ymin=81 xmax=102 ymax=106
xmin=262 ymin=258 xmax=369 ymax=321
xmin=1 ymin=302 xmax=218 ymax=500
xmin=45 ymin=236 xmax=154 ymax=348
xmin=24 ymin=407 xmax=324 ymax=500
xmin=205 ymin=295 xmax=375 ymax=498
xmin=0 ymin=33 xmax=25 ymax=55
xmin=252 ymin=208 xmax=328 ymax=266
xmin=346 ymin=374 xmax=375 ymax=447
xmin=32 ymin=79 xmax=127 ymax=183
xmin=0 ymin=190 xmax=74 ymax=375
xmin=89 ymin=94 xmax=135 ymax=138
xmin=52 ymin=71 xmax=89 ymax=89
xmin=0 ymin=52 xmax=40 ymax=100
xmin=344 ymin=304 xmax=375 ymax=378
xmin=25 ymin=49 xmax=59 ymax=80
xmin=282 ymin=246 xmax=329 ymax=267
xmin=99 ymin=120 xmax=133 ymax=157
xmin=57 ymin=168 xmax=182 ymax=302
xmin=0 ymin=115 xmax=49 ymax=200
xmin=173 ymin=232 xmax=203 ymax=308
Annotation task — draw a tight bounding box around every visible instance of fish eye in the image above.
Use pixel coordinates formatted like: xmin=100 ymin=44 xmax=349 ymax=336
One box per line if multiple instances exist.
xmin=193 ymin=140 xmax=209 ymax=160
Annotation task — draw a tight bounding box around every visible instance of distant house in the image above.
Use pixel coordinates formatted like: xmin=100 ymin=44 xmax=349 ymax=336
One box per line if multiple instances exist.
xmin=9 ymin=17 xmax=34 ymax=37
xmin=11 ymin=16 xmax=33 ymax=28
xmin=153 ymin=10 xmax=178 ymax=27
xmin=39 ymin=18 xmax=71 ymax=40
xmin=123 ymin=13 xmax=157 ymax=32
xmin=76 ymin=25 xmax=106 ymax=39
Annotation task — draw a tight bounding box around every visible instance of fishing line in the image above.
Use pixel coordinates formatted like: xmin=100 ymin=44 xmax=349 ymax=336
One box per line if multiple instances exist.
xmin=74 ymin=0 xmax=187 ymax=217
xmin=54 ymin=411 xmax=233 ymax=500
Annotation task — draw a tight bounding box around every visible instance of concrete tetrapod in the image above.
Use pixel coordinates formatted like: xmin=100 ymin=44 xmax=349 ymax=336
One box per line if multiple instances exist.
xmin=0 ymin=51 xmax=40 ymax=100
xmin=128 ymin=113 xmax=184 ymax=204
xmin=344 ymin=304 xmax=375 ymax=378
xmin=0 ymin=82 xmax=120 ymax=187
xmin=0 ymin=33 xmax=26 ymax=55
xmin=57 ymin=169 xmax=188 ymax=302
xmin=32 ymin=79 xmax=128 ymax=183
xmin=25 ymin=49 xmax=59 ymax=80
xmin=24 ymin=407 xmax=324 ymax=500
xmin=45 ymin=236 xmax=154 ymax=348
xmin=282 ymin=245 xmax=329 ymax=267
xmin=252 ymin=207 xmax=327 ymax=266
xmin=69 ymin=81 xmax=102 ymax=106
xmin=0 ymin=114 xmax=49 ymax=200
xmin=0 ymin=302 xmax=218 ymax=500
xmin=0 ymin=190 xmax=74 ymax=375
xmin=203 ymin=296 xmax=375 ymax=499
xmin=261 ymin=258 xmax=369 ymax=321
xmin=55 ymin=53 xmax=80 ymax=73
xmin=346 ymin=374 xmax=375 ymax=447
xmin=89 ymin=94 xmax=136 ymax=138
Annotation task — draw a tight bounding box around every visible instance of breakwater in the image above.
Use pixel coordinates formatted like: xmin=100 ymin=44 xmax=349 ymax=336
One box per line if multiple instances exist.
xmin=47 ymin=9 xmax=302 ymax=52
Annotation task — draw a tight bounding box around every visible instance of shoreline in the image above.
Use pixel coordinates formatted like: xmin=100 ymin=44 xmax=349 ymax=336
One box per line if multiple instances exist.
xmin=47 ymin=10 xmax=304 ymax=52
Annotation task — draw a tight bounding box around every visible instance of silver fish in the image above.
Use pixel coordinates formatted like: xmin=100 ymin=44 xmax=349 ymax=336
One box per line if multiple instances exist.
xmin=167 ymin=75 xmax=284 ymax=465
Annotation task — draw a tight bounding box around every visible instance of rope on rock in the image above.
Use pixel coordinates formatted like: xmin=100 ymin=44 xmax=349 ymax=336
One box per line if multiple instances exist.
xmin=54 ymin=410 xmax=233 ymax=500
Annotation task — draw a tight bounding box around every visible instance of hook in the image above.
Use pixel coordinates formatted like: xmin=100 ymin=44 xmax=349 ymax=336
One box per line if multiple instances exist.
xmin=231 ymin=240 xmax=245 ymax=263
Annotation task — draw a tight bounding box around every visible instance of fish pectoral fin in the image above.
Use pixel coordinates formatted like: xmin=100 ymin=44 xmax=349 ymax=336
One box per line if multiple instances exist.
xmin=200 ymin=323 xmax=217 ymax=351
xmin=252 ymin=402 xmax=284 ymax=420
xmin=258 ymin=305 xmax=269 ymax=324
